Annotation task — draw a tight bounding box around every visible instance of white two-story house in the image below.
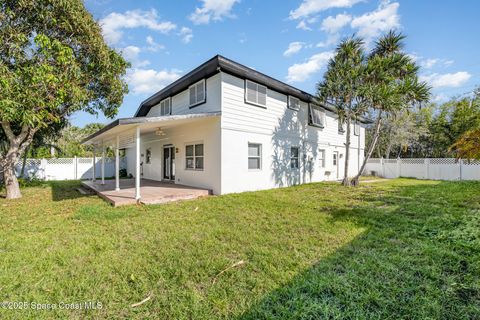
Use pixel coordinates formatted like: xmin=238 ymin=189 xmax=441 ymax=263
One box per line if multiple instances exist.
xmin=84 ymin=55 xmax=368 ymax=197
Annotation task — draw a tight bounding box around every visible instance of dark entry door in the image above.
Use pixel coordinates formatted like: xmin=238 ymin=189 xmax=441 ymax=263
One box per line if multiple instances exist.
xmin=163 ymin=146 xmax=175 ymax=181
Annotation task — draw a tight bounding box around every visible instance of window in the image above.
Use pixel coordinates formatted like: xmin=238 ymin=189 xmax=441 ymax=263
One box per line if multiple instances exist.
xmin=290 ymin=147 xmax=299 ymax=169
xmin=189 ymin=80 xmax=206 ymax=107
xmin=333 ymin=153 xmax=338 ymax=166
xmin=354 ymin=121 xmax=360 ymax=136
xmin=248 ymin=143 xmax=262 ymax=170
xmin=245 ymin=80 xmax=267 ymax=107
xmin=309 ymin=104 xmax=326 ymax=128
xmin=145 ymin=148 xmax=151 ymax=164
xmin=319 ymin=149 xmax=326 ymax=168
xmin=338 ymin=118 xmax=345 ymax=134
xmin=185 ymin=143 xmax=204 ymax=170
xmin=288 ymin=96 xmax=300 ymax=111
xmin=160 ymin=98 xmax=171 ymax=116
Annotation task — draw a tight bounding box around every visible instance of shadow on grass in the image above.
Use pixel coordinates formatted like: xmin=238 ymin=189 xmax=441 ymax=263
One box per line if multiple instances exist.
xmin=47 ymin=180 xmax=93 ymax=202
xmin=237 ymin=180 xmax=480 ymax=319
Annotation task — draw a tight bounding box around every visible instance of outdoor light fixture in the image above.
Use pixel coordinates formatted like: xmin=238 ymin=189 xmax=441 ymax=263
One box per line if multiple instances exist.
xmin=155 ymin=128 xmax=166 ymax=136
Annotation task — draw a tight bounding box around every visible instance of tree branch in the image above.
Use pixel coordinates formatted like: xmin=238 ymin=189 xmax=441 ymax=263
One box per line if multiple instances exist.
xmin=0 ymin=121 xmax=15 ymax=142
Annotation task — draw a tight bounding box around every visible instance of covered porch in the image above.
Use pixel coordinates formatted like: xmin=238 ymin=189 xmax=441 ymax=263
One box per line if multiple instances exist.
xmin=82 ymin=178 xmax=211 ymax=207
xmin=82 ymin=112 xmax=220 ymax=205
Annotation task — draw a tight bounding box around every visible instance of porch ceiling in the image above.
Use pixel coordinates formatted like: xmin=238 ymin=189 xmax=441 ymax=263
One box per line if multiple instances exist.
xmin=82 ymin=112 xmax=221 ymax=147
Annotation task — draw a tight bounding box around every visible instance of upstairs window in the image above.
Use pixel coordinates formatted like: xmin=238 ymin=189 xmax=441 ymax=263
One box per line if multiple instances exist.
xmin=354 ymin=121 xmax=360 ymax=136
xmin=290 ymin=147 xmax=299 ymax=169
xmin=309 ymin=104 xmax=326 ymax=128
xmin=245 ymin=80 xmax=267 ymax=107
xmin=160 ymin=98 xmax=171 ymax=116
xmin=288 ymin=96 xmax=300 ymax=111
xmin=189 ymin=79 xmax=206 ymax=107
xmin=248 ymin=143 xmax=262 ymax=170
xmin=186 ymin=143 xmax=204 ymax=170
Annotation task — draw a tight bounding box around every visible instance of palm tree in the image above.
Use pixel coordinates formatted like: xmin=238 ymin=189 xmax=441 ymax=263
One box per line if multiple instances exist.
xmin=351 ymin=31 xmax=430 ymax=186
xmin=317 ymin=36 xmax=367 ymax=186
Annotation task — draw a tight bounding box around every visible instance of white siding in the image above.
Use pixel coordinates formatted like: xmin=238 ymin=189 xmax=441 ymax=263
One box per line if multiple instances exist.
xmin=146 ymin=73 xmax=221 ymax=117
xmin=220 ymin=72 xmax=365 ymax=194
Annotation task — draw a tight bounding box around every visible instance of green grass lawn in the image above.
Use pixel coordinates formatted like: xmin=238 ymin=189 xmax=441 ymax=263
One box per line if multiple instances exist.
xmin=0 ymin=179 xmax=479 ymax=319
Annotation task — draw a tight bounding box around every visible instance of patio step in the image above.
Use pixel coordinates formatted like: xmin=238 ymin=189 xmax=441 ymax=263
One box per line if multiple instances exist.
xmin=76 ymin=186 xmax=94 ymax=195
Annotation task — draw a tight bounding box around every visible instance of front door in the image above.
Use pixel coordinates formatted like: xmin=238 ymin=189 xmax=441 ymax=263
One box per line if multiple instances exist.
xmin=163 ymin=146 xmax=175 ymax=181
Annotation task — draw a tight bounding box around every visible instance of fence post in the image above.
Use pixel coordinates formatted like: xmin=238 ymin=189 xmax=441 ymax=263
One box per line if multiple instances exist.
xmin=424 ymin=158 xmax=429 ymax=180
xmin=41 ymin=158 xmax=47 ymax=180
xmin=459 ymin=159 xmax=463 ymax=181
xmin=396 ymin=157 xmax=401 ymax=178
xmin=73 ymin=156 xmax=77 ymax=180
xmin=381 ymin=157 xmax=385 ymax=177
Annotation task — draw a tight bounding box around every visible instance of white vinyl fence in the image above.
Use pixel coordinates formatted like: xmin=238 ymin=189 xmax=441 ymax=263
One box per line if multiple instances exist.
xmin=6 ymin=157 xmax=127 ymax=181
xmin=365 ymin=158 xmax=480 ymax=181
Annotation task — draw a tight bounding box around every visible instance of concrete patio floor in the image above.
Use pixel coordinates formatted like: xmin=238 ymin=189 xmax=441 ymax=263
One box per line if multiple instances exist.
xmin=81 ymin=179 xmax=211 ymax=207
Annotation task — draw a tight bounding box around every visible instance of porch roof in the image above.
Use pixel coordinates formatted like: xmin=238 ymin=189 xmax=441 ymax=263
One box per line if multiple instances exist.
xmin=82 ymin=112 xmax=221 ymax=145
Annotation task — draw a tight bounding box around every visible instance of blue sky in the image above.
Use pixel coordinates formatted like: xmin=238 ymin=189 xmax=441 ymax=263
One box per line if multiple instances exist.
xmin=73 ymin=0 xmax=480 ymax=127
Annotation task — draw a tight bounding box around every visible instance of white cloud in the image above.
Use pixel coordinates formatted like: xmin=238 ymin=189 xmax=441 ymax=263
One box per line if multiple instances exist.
xmin=286 ymin=51 xmax=333 ymax=82
xmin=421 ymin=58 xmax=439 ymax=69
xmin=321 ymin=13 xmax=352 ymax=33
xmin=289 ymin=0 xmax=363 ymax=20
xmin=420 ymin=72 xmax=471 ymax=88
xmin=284 ymin=42 xmax=305 ymax=57
xmin=350 ymin=1 xmax=400 ymax=41
xmin=189 ymin=0 xmax=240 ymax=25
xmin=296 ymin=20 xmax=312 ymax=31
xmin=420 ymin=58 xmax=455 ymax=69
xmin=179 ymin=27 xmax=193 ymax=44
xmin=432 ymin=93 xmax=448 ymax=103
xmin=145 ymin=36 xmax=165 ymax=52
xmin=100 ymin=9 xmax=177 ymax=45
xmin=316 ymin=34 xmax=340 ymax=48
xmin=121 ymin=46 xmax=150 ymax=67
xmin=127 ymin=68 xmax=182 ymax=94
xmin=122 ymin=46 xmax=141 ymax=61
xmin=408 ymin=53 xmax=455 ymax=70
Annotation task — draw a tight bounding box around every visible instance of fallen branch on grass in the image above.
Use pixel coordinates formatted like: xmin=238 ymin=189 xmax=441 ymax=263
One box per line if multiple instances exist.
xmin=131 ymin=293 xmax=152 ymax=308
xmin=212 ymin=260 xmax=246 ymax=284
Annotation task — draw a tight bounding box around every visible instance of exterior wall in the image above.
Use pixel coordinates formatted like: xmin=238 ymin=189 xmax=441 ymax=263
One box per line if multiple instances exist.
xmin=126 ymin=117 xmax=221 ymax=194
xmin=219 ymin=72 xmax=365 ymax=194
xmin=146 ymin=73 xmax=221 ymax=117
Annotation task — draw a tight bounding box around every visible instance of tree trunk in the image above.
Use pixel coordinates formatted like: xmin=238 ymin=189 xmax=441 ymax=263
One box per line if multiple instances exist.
xmin=342 ymin=116 xmax=352 ymax=186
xmin=3 ymin=158 xmax=21 ymax=199
xmin=352 ymin=110 xmax=383 ymax=186
xmin=20 ymin=145 xmax=29 ymax=178
xmin=1 ymin=122 xmax=37 ymax=199
xmin=385 ymin=142 xmax=392 ymax=159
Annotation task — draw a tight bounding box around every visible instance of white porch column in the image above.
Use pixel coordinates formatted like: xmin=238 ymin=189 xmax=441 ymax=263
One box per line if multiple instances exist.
xmin=115 ymin=135 xmax=120 ymax=191
xmin=101 ymin=143 xmax=105 ymax=185
xmin=92 ymin=145 xmax=96 ymax=182
xmin=135 ymin=126 xmax=141 ymax=201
